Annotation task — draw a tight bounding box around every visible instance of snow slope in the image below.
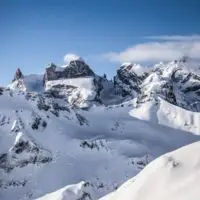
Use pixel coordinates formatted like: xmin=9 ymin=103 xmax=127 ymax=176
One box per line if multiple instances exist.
xmin=100 ymin=141 xmax=200 ymax=200
xmin=120 ymin=63 xmax=150 ymax=77
xmin=0 ymin=88 xmax=199 ymax=200
xmin=35 ymin=181 xmax=96 ymax=200
xmin=130 ymin=98 xmax=200 ymax=135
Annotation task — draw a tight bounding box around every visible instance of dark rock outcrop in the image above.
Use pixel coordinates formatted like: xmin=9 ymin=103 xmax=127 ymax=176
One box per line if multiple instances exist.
xmin=13 ymin=68 xmax=23 ymax=82
xmin=44 ymin=60 xmax=95 ymax=82
xmin=0 ymin=133 xmax=52 ymax=173
xmin=114 ymin=64 xmax=141 ymax=97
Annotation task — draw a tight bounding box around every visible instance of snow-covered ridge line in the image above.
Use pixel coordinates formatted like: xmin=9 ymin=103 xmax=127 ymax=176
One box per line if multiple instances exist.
xmin=131 ymin=98 xmax=200 ymax=135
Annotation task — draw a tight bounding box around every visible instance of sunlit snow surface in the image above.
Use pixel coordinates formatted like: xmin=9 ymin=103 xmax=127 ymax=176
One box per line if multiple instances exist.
xmin=100 ymin=141 xmax=200 ymax=200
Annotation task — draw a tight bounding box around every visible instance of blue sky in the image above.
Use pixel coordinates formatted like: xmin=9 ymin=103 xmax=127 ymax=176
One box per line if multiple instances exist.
xmin=0 ymin=0 xmax=200 ymax=84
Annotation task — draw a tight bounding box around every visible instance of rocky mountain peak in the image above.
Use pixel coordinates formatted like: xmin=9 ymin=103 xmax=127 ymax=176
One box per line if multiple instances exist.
xmin=113 ymin=63 xmax=142 ymax=97
xmin=44 ymin=59 xmax=95 ymax=82
xmin=120 ymin=62 xmax=133 ymax=70
xmin=12 ymin=68 xmax=23 ymax=82
xmin=65 ymin=58 xmax=95 ymax=78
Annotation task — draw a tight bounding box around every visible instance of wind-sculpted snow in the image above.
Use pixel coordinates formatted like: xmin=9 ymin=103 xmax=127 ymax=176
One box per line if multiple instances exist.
xmin=35 ymin=181 xmax=96 ymax=200
xmin=131 ymin=98 xmax=200 ymax=135
xmin=100 ymin=141 xmax=200 ymax=200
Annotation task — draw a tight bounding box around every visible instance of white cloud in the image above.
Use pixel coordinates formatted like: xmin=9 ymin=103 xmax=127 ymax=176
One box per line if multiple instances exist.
xmin=145 ymin=35 xmax=200 ymax=41
xmin=103 ymin=40 xmax=200 ymax=63
xmin=63 ymin=53 xmax=84 ymax=64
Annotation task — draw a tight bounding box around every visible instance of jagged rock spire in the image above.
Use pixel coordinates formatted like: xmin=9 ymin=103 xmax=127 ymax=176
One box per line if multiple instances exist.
xmin=13 ymin=68 xmax=23 ymax=82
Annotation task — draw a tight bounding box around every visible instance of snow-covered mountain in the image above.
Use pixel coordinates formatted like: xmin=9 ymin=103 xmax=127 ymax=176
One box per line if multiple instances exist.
xmin=1 ymin=56 xmax=200 ymax=200
xmin=138 ymin=58 xmax=200 ymax=111
xmin=113 ymin=63 xmax=149 ymax=98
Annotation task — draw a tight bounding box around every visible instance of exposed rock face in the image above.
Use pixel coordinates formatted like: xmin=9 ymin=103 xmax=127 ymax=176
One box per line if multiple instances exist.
xmin=137 ymin=61 xmax=200 ymax=111
xmin=114 ymin=63 xmax=142 ymax=97
xmin=43 ymin=63 xmax=59 ymax=82
xmin=44 ymin=60 xmax=95 ymax=82
xmin=0 ymin=132 xmax=52 ymax=173
xmin=0 ymin=87 xmax=4 ymax=95
xmin=171 ymin=69 xmax=200 ymax=111
xmin=65 ymin=60 xmax=95 ymax=78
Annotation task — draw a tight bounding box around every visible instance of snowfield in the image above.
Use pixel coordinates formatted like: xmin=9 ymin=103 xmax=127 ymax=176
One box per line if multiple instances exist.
xmin=35 ymin=181 xmax=96 ymax=200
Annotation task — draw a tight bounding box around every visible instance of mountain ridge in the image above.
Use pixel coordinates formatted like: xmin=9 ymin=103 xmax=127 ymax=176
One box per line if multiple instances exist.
xmin=1 ymin=56 xmax=200 ymax=200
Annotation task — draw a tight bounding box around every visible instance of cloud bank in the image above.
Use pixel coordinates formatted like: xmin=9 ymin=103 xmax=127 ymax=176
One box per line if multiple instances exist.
xmin=103 ymin=35 xmax=200 ymax=63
